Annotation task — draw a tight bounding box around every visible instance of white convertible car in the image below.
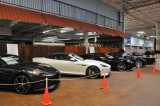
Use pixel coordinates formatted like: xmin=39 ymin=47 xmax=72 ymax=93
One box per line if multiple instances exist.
xmin=33 ymin=53 xmax=111 ymax=78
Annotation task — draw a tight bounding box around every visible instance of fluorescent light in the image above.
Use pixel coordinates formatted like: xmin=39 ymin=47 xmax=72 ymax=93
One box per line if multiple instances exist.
xmin=88 ymin=32 xmax=97 ymax=35
xmin=59 ymin=38 xmax=71 ymax=40
xmin=137 ymin=31 xmax=145 ymax=34
xmin=10 ymin=21 xmax=18 ymax=26
xmin=137 ymin=34 xmax=140 ymax=37
xmin=42 ymin=29 xmax=57 ymax=34
xmin=76 ymin=33 xmax=84 ymax=35
xmin=150 ymin=36 xmax=156 ymax=37
xmin=60 ymin=27 xmax=74 ymax=33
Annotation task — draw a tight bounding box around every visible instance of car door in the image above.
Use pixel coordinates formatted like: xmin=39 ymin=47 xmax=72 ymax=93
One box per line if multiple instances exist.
xmin=56 ymin=54 xmax=80 ymax=75
xmin=44 ymin=55 xmax=61 ymax=71
xmin=0 ymin=61 xmax=12 ymax=84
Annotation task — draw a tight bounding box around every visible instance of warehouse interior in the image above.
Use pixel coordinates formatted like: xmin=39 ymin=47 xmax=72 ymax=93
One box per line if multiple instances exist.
xmin=0 ymin=0 xmax=160 ymax=106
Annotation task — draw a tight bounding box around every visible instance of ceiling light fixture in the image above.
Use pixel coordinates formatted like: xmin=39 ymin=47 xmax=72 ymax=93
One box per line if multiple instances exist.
xmin=137 ymin=34 xmax=140 ymax=37
xmin=76 ymin=33 xmax=84 ymax=36
xmin=10 ymin=21 xmax=18 ymax=26
xmin=42 ymin=29 xmax=57 ymax=34
xmin=137 ymin=31 xmax=145 ymax=34
xmin=88 ymin=32 xmax=97 ymax=36
xmin=60 ymin=27 xmax=74 ymax=33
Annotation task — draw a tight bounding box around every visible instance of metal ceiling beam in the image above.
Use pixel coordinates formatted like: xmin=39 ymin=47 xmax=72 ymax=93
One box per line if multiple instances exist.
xmin=101 ymin=0 xmax=154 ymax=28
xmin=125 ymin=1 xmax=160 ymax=10
xmin=15 ymin=24 xmax=47 ymax=33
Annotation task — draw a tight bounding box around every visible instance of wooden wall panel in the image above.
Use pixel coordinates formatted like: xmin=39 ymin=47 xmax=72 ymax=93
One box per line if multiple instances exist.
xmin=94 ymin=47 xmax=119 ymax=54
xmin=0 ymin=43 xmax=7 ymax=55
xmin=0 ymin=43 xmax=119 ymax=61
xmin=32 ymin=45 xmax=65 ymax=57
xmin=0 ymin=43 xmax=65 ymax=61
xmin=65 ymin=46 xmax=86 ymax=55
xmin=65 ymin=46 xmax=119 ymax=55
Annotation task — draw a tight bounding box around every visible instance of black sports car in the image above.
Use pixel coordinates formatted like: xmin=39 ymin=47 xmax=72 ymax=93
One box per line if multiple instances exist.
xmin=109 ymin=52 xmax=147 ymax=67
xmin=0 ymin=54 xmax=60 ymax=94
xmin=80 ymin=53 xmax=134 ymax=71
xmin=133 ymin=51 xmax=155 ymax=65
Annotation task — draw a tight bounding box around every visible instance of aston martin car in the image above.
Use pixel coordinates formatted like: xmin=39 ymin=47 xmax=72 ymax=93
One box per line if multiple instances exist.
xmin=109 ymin=53 xmax=147 ymax=67
xmin=80 ymin=53 xmax=134 ymax=71
xmin=33 ymin=53 xmax=111 ymax=79
xmin=0 ymin=54 xmax=60 ymax=94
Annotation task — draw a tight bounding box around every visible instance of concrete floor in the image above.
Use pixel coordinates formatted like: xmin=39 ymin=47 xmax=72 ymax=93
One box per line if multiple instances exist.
xmin=0 ymin=65 xmax=160 ymax=106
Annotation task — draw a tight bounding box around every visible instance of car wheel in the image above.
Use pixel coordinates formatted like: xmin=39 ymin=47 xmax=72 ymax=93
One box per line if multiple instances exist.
xmin=86 ymin=66 xmax=100 ymax=79
xmin=135 ymin=60 xmax=142 ymax=68
xmin=13 ymin=74 xmax=33 ymax=94
xmin=117 ymin=62 xmax=126 ymax=71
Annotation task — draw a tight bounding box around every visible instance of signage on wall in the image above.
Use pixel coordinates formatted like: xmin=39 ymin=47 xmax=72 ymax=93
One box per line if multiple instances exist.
xmin=124 ymin=37 xmax=131 ymax=44
xmin=7 ymin=44 xmax=19 ymax=55
xmin=89 ymin=47 xmax=95 ymax=53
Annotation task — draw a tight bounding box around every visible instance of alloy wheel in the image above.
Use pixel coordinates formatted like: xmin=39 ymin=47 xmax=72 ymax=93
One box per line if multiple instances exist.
xmin=14 ymin=75 xmax=32 ymax=94
xmin=117 ymin=62 xmax=126 ymax=71
xmin=86 ymin=66 xmax=100 ymax=78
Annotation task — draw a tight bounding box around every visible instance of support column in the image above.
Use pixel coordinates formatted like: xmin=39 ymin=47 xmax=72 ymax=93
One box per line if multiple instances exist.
xmin=84 ymin=31 xmax=89 ymax=54
xmin=155 ymin=23 xmax=160 ymax=70
xmin=156 ymin=22 xmax=160 ymax=51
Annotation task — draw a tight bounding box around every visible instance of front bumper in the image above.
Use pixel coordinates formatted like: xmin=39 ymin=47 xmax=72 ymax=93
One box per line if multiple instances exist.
xmin=32 ymin=73 xmax=61 ymax=91
xmin=100 ymin=68 xmax=111 ymax=76
xmin=126 ymin=62 xmax=134 ymax=70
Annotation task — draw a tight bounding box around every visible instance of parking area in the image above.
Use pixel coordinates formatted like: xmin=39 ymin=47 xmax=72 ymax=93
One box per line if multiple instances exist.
xmin=0 ymin=65 xmax=160 ymax=106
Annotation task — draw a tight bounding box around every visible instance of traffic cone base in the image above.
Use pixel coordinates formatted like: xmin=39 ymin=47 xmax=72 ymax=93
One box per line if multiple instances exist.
xmin=101 ymin=87 xmax=109 ymax=89
xmin=41 ymin=101 xmax=52 ymax=106
xmin=41 ymin=87 xmax=52 ymax=106
xmin=101 ymin=75 xmax=109 ymax=89
xmin=136 ymin=76 xmax=141 ymax=78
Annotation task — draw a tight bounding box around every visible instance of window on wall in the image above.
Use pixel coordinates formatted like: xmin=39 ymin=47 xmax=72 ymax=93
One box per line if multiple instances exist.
xmin=117 ymin=11 xmax=121 ymax=25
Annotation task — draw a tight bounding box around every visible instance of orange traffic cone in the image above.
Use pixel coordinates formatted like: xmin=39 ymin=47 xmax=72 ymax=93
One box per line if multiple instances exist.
xmin=101 ymin=75 xmax=109 ymax=89
xmin=152 ymin=66 xmax=156 ymax=73
xmin=41 ymin=78 xmax=52 ymax=106
xmin=136 ymin=68 xmax=141 ymax=78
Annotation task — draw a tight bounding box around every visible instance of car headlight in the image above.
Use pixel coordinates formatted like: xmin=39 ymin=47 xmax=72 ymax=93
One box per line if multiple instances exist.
xmin=28 ymin=69 xmax=50 ymax=76
xmin=100 ymin=64 xmax=108 ymax=67
xmin=127 ymin=59 xmax=131 ymax=62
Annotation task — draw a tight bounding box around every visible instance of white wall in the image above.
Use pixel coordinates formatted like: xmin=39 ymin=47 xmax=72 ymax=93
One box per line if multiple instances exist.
xmin=125 ymin=37 xmax=154 ymax=54
xmin=131 ymin=37 xmax=153 ymax=47
xmin=131 ymin=37 xmax=144 ymax=47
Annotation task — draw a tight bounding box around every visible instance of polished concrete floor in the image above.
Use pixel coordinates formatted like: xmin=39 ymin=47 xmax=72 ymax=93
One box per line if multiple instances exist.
xmin=0 ymin=65 xmax=160 ymax=106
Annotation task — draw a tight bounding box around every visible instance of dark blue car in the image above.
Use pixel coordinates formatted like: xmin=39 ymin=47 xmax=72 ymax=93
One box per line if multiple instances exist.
xmin=109 ymin=53 xmax=147 ymax=67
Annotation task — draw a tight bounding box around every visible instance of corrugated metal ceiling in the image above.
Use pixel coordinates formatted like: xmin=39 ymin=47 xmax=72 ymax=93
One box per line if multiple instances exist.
xmin=102 ymin=0 xmax=160 ymax=39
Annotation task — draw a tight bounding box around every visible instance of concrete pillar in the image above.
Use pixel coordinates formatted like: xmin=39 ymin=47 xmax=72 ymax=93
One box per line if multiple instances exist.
xmin=84 ymin=31 xmax=89 ymax=54
xmin=155 ymin=23 xmax=160 ymax=70
xmin=156 ymin=23 xmax=160 ymax=51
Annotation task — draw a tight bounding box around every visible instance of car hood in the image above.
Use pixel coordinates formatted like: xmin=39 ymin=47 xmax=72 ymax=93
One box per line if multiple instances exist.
xmin=7 ymin=62 xmax=59 ymax=74
xmin=8 ymin=62 xmax=43 ymax=69
xmin=84 ymin=59 xmax=111 ymax=68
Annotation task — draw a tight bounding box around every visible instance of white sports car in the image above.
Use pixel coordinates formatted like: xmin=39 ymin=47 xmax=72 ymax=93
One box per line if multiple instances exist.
xmin=33 ymin=53 xmax=111 ymax=78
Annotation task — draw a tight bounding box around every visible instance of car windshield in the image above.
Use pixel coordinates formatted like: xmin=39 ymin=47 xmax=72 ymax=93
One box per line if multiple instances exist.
xmin=69 ymin=53 xmax=84 ymax=61
xmin=1 ymin=56 xmax=22 ymax=65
